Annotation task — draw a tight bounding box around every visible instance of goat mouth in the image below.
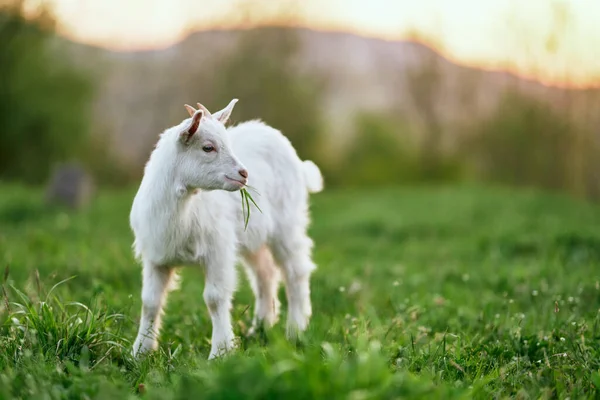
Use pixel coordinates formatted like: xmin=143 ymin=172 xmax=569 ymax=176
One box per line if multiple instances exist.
xmin=225 ymin=175 xmax=247 ymax=187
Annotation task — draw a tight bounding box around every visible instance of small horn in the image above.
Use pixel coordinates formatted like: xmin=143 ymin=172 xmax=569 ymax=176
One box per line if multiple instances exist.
xmin=184 ymin=104 xmax=197 ymax=117
xmin=196 ymin=103 xmax=212 ymax=117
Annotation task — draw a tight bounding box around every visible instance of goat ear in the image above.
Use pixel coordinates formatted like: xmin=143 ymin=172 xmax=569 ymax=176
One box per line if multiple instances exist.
xmin=213 ymin=98 xmax=238 ymax=124
xmin=180 ymin=109 xmax=203 ymax=143
xmin=184 ymin=104 xmax=197 ymax=117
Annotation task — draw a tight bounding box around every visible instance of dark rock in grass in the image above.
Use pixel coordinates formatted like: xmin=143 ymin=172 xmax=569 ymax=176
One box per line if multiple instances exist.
xmin=45 ymin=163 xmax=94 ymax=210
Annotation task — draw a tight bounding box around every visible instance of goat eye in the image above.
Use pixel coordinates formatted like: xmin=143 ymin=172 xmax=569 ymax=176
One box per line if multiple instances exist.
xmin=202 ymin=145 xmax=215 ymax=153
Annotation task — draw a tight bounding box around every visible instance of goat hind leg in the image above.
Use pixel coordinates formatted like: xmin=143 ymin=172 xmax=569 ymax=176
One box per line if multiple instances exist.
xmin=242 ymin=245 xmax=281 ymax=335
xmin=271 ymin=234 xmax=316 ymax=339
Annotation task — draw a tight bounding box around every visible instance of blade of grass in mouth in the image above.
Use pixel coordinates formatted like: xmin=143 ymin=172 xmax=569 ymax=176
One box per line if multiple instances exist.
xmin=240 ymin=187 xmax=262 ymax=230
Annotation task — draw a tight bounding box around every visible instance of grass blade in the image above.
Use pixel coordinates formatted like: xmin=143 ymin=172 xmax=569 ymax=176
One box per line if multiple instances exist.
xmin=244 ymin=189 xmax=251 ymax=230
xmin=239 ymin=187 xmax=263 ymax=231
xmin=45 ymin=275 xmax=77 ymax=302
xmin=245 ymin=190 xmax=262 ymax=213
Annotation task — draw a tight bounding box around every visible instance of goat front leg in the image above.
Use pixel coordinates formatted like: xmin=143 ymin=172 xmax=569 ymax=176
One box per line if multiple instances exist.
xmin=203 ymin=251 xmax=237 ymax=359
xmin=132 ymin=263 xmax=175 ymax=357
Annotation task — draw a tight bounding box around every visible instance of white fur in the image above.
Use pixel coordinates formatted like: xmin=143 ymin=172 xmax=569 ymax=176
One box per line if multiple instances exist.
xmin=129 ymin=100 xmax=323 ymax=359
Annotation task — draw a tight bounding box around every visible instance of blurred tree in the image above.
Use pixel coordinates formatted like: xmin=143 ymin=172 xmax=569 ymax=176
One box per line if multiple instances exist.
xmin=206 ymin=0 xmax=325 ymax=162
xmin=210 ymin=26 xmax=324 ymax=161
xmin=464 ymin=91 xmax=572 ymax=191
xmin=333 ymin=112 xmax=418 ymax=187
xmin=404 ymin=44 xmax=446 ymax=180
xmin=0 ymin=0 xmax=93 ymax=183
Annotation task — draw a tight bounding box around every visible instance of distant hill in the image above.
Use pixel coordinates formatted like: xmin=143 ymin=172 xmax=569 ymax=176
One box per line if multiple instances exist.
xmin=58 ymin=27 xmax=600 ymax=167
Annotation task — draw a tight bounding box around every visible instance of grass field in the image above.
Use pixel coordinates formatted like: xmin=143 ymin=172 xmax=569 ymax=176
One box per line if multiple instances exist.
xmin=2 ymin=183 xmax=600 ymax=399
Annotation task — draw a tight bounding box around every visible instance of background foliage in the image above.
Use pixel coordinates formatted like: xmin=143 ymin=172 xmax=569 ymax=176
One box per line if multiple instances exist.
xmin=0 ymin=1 xmax=94 ymax=183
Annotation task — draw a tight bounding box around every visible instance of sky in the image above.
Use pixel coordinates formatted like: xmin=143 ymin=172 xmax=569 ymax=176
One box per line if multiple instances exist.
xmin=46 ymin=0 xmax=600 ymax=87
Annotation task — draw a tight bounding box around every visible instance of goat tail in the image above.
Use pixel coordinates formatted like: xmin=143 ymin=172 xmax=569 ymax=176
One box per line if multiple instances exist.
xmin=302 ymin=160 xmax=324 ymax=193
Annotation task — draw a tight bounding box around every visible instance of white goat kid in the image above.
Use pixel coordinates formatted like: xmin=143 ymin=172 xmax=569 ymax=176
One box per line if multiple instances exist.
xmin=129 ymin=99 xmax=323 ymax=359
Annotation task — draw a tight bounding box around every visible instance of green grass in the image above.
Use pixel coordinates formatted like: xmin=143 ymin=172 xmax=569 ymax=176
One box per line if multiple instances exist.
xmin=2 ymin=182 xmax=600 ymax=399
xmin=240 ymin=187 xmax=262 ymax=230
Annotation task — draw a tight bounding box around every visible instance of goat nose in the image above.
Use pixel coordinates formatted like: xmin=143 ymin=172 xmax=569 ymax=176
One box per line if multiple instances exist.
xmin=238 ymin=169 xmax=248 ymax=179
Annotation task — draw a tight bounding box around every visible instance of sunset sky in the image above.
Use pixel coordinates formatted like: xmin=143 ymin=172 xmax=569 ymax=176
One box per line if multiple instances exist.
xmin=47 ymin=0 xmax=600 ymax=87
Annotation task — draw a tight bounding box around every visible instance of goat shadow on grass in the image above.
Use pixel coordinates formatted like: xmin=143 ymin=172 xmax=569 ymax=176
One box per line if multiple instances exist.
xmin=241 ymin=324 xmax=270 ymax=349
xmin=239 ymin=324 xmax=308 ymax=353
